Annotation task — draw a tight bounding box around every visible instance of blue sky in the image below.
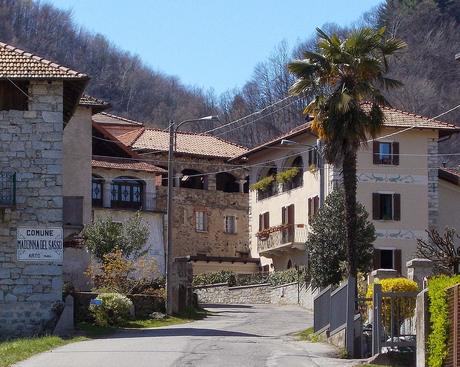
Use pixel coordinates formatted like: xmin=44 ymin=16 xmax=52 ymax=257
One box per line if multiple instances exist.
xmin=48 ymin=0 xmax=382 ymax=94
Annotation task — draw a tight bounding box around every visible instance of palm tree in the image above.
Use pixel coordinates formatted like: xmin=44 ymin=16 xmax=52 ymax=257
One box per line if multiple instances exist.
xmin=288 ymin=27 xmax=406 ymax=279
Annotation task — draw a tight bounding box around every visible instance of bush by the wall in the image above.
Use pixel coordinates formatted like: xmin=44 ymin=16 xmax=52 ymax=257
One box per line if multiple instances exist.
xmin=89 ymin=292 xmax=133 ymax=327
xmin=192 ymin=271 xmax=234 ymax=286
xmin=427 ymin=275 xmax=460 ymax=367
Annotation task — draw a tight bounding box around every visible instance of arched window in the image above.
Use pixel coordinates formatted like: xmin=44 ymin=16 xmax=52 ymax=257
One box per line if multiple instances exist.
xmin=216 ymin=172 xmax=239 ymax=193
xmin=111 ymin=176 xmax=144 ymax=209
xmin=180 ymin=169 xmax=207 ymax=190
xmin=283 ymin=156 xmax=304 ymax=191
xmin=92 ymin=174 xmax=104 ymax=207
xmin=257 ymin=166 xmax=277 ymax=200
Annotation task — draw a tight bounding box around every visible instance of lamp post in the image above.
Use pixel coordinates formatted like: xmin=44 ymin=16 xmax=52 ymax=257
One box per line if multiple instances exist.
xmin=280 ymin=139 xmax=325 ymax=205
xmin=165 ymin=115 xmax=219 ymax=315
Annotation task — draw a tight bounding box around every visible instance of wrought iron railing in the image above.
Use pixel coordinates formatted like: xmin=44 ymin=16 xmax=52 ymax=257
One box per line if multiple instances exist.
xmin=257 ymin=224 xmax=307 ymax=253
xmin=0 ymin=172 xmax=16 ymax=206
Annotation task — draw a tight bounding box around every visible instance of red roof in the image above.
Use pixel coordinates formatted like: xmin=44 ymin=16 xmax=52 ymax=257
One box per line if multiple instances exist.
xmin=92 ymin=156 xmax=166 ymax=174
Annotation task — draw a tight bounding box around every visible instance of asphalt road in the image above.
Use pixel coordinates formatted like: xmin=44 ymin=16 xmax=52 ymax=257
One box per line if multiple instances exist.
xmin=15 ymin=304 xmax=360 ymax=367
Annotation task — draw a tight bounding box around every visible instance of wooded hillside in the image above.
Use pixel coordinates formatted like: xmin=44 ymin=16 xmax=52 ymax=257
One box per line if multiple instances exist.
xmin=0 ymin=0 xmax=458 ymax=153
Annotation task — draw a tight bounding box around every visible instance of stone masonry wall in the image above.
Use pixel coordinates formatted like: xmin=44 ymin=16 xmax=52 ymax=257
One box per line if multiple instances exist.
xmin=427 ymin=139 xmax=439 ymax=227
xmin=194 ymin=282 xmax=315 ymax=311
xmin=0 ymin=81 xmax=65 ymax=337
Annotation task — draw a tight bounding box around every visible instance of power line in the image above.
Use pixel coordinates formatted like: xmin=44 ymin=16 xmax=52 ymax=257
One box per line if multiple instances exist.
xmin=6 ymin=77 xmax=33 ymax=100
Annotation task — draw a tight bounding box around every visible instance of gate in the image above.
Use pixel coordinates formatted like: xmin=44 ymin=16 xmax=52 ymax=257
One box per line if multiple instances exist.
xmin=372 ymin=283 xmax=418 ymax=355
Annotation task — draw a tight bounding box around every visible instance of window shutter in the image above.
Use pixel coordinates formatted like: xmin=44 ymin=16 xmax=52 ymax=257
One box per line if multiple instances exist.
xmin=308 ymin=150 xmax=313 ymax=166
xmin=288 ymin=204 xmax=295 ymax=225
xmin=372 ymin=193 xmax=380 ymax=220
xmin=259 ymin=214 xmax=263 ymax=231
xmin=282 ymin=206 xmax=286 ymax=225
xmin=392 ymin=142 xmax=400 ymax=165
xmin=308 ymin=198 xmax=312 ymax=220
xmin=313 ymin=196 xmax=319 ymax=216
xmin=373 ymin=141 xmax=380 ymax=164
xmin=203 ymin=212 xmax=208 ymax=231
xmin=393 ymin=193 xmax=401 ymax=221
xmin=394 ymin=249 xmax=402 ymax=274
xmin=373 ymin=248 xmax=381 ymax=270
xmin=264 ymin=212 xmax=270 ymax=229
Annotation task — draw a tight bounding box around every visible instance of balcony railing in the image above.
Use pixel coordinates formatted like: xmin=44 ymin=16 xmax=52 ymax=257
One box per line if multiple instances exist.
xmin=257 ymin=224 xmax=307 ymax=254
xmin=0 ymin=172 xmax=16 ymax=206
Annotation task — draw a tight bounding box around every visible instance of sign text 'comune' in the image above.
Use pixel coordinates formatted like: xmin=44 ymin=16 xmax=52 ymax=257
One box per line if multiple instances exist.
xmin=17 ymin=227 xmax=63 ymax=262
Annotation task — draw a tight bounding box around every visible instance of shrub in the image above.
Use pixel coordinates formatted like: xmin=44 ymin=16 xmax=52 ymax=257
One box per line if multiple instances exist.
xmin=275 ymin=167 xmax=300 ymax=184
xmin=366 ymin=278 xmax=418 ymax=334
xmin=89 ymin=292 xmax=133 ymax=327
xmin=427 ymin=275 xmax=460 ymax=367
xmin=192 ymin=271 xmax=234 ymax=286
xmin=249 ymin=176 xmax=275 ymax=192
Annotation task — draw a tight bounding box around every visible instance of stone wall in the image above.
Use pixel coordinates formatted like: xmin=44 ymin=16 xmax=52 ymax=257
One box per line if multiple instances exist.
xmin=156 ymin=185 xmax=249 ymax=259
xmin=194 ymin=281 xmax=315 ymax=310
xmin=0 ymin=81 xmax=65 ymax=337
xmin=427 ymin=139 xmax=439 ymax=226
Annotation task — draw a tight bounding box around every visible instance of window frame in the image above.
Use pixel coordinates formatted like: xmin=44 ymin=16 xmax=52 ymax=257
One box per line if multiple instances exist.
xmin=224 ymin=215 xmax=237 ymax=234
xmin=195 ymin=210 xmax=208 ymax=233
xmin=373 ymin=141 xmax=400 ymax=166
xmin=372 ymin=192 xmax=401 ymax=221
xmin=110 ymin=178 xmax=143 ymax=210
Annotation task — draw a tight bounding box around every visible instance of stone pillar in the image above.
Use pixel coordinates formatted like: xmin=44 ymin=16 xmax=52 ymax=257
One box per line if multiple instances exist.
xmin=407 ymin=259 xmax=433 ymax=290
xmin=238 ymin=179 xmax=246 ymax=193
xmin=174 ymin=173 xmax=182 ymax=188
xmin=416 ymin=289 xmax=429 ymax=367
xmin=103 ymin=180 xmax=112 ymax=208
xmin=368 ymin=268 xmax=398 ymax=284
xmin=144 ymin=178 xmax=156 ymax=211
xmin=427 ymin=139 xmax=439 ymax=227
xmin=207 ymin=173 xmax=216 ymax=191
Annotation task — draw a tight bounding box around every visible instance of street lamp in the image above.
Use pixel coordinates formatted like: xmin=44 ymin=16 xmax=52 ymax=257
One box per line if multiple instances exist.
xmin=166 ymin=115 xmax=219 ymax=315
xmin=280 ymin=139 xmax=325 ymax=205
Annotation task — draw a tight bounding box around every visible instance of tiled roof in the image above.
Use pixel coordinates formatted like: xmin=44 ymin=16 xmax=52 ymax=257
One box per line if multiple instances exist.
xmin=93 ymin=112 xmax=144 ymax=126
xmin=233 ymin=105 xmax=459 ymax=161
xmin=439 ymin=167 xmax=460 ymax=186
xmin=132 ymin=128 xmax=248 ymax=158
xmin=92 ymin=156 xmax=166 ymax=174
xmin=79 ymin=95 xmax=110 ymax=114
xmin=0 ymin=42 xmax=88 ymax=79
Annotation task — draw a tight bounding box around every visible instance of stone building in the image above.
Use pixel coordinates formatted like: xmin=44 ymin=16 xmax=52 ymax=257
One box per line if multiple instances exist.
xmin=0 ymin=42 xmax=88 ymax=336
xmin=93 ymin=112 xmax=259 ymax=274
xmin=231 ymin=106 xmax=459 ymax=275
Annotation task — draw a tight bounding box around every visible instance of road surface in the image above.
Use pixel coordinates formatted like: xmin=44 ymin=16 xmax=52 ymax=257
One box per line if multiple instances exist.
xmin=16 ymin=304 xmax=360 ymax=367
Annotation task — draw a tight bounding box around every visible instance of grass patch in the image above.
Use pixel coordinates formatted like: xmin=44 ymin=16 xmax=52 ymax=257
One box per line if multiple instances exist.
xmin=0 ymin=335 xmax=86 ymax=367
xmin=76 ymin=322 xmax=117 ymax=337
xmin=122 ymin=316 xmax=190 ymax=329
xmin=296 ymin=327 xmax=320 ymax=342
xmin=355 ymin=365 xmax=390 ymax=367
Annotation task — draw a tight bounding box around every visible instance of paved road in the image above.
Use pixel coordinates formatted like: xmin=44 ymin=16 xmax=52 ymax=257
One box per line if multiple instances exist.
xmin=16 ymin=304 xmax=360 ymax=367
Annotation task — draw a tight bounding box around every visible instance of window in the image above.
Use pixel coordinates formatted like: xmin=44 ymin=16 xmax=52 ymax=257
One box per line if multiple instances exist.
xmin=281 ymin=204 xmax=295 ymax=243
xmin=195 ymin=210 xmax=208 ymax=232
xmin=92 ymin=176 xmax=103 ymax=207
xmin=111 ymin=177 xmax=143 ymax=209
xmin=373 ymin=141 xmax=399 ymax=165
xmin=308 ymin=149 xmax=318 ymax=168
xmin=224 ymin=215 xmax=237 ymax=234
xmin=308 ymin=196 xmax=320 ymax=220
xmin=0 ymin=80 xmax=29 ymax=111
xmin=372 ymin=193 xmax=401 ymax=221
xmin=373 ymin=248 xmax=402 ymax=274
xmin=258 ymin=212 xmax=270 ymax=231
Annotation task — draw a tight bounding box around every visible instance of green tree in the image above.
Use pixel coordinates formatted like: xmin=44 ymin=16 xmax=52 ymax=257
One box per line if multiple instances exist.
xmin=288 ymin=27 xmax=405 ymax=278
xmin=306 ymin=189 xmax=376 ymax=288
xmin=83 ymin=212 xmax=149 ymax=261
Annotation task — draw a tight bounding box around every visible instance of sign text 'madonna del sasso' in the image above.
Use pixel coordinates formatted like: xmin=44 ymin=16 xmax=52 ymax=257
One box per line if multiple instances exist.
xmin=17 ymin=227 xmax=63 ymax=262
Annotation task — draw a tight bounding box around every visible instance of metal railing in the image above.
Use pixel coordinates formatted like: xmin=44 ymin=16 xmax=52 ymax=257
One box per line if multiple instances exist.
xmin=257 ymin=224 xmax=307 ymax=253
xmin=0 ymin=172 xmax=16 ymax=206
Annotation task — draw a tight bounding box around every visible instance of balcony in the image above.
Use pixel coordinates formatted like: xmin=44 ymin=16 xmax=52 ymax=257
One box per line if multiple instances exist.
xmin=257 ymin=224 xmax=307 ymax=255
xmin=0 ymin=172 xmax=16 ymax=207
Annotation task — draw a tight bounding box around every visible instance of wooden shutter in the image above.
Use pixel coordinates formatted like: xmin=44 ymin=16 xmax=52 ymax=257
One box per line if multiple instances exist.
xmin=203 ymin=212 xmax=208 ymax=231
xmin=281 ymin=207 xmax=287 ymax=225
xmin=308 ymin=198 xmax=312 ymax=220
xmin=313 ymin=196 xmax=319 ymax=216
xmin=308 ymin=150 xmax=313 ymax=166
xmin=394 ymin=249 xmax=402 ymax=274
xmin=288 ymin=204 xmax=295 ymax=225
xmin=264 ymin=212 xmax=270 ymax=229
xmin=259 ymin=214 xmax=263 ymax=231
xmin=373 ymin=248 xmax=381 ymax=270
xmin=393 ymin=193 xmax=401 ymax=221
xmin=392 ymin=142 xmax=400 ymax=165
xmin=373 ymin=141 xmax=380 ymax=164
xmin=372 ymin=193 xmax=380 ymax=220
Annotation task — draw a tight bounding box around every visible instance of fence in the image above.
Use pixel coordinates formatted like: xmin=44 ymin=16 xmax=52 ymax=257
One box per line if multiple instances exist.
xmin=445 ymin=284 xmax=460 ymax=367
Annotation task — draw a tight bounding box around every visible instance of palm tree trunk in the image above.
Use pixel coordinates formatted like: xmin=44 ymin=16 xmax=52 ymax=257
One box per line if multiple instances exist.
xmin=342 ymin=149 xmax=358 ymax=278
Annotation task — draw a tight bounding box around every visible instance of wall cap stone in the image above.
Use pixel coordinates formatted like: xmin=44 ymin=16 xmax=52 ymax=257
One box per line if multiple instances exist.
xmin=193 ymin=283 xmax=228 ymax=289
xmin=407 ymin=258 xmax=433 ymax=268
xmin=228 ymin=283 xmax=270 ymax=290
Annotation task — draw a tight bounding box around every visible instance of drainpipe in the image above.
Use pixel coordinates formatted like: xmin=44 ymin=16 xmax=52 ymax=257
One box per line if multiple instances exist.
xmin=317 ymin=139 xmax=325 ymax=205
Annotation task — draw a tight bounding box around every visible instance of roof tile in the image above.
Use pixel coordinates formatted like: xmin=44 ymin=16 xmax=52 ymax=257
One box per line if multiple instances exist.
xmin=92 ymin=156 xmax=166 ymax=174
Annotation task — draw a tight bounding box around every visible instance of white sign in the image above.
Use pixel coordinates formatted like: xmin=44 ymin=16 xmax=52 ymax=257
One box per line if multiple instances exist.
xmin=17 ymin=227 xmax=63 ymax=262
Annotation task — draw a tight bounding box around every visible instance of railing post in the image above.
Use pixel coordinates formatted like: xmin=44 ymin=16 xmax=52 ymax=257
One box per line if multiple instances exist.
xmin=372 ymin=283 xmax=382 ymax=356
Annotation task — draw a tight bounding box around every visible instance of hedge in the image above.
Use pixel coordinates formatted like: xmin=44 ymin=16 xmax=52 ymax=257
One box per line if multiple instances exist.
xmin=427 ymin=275 xmax=460 ymax=367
